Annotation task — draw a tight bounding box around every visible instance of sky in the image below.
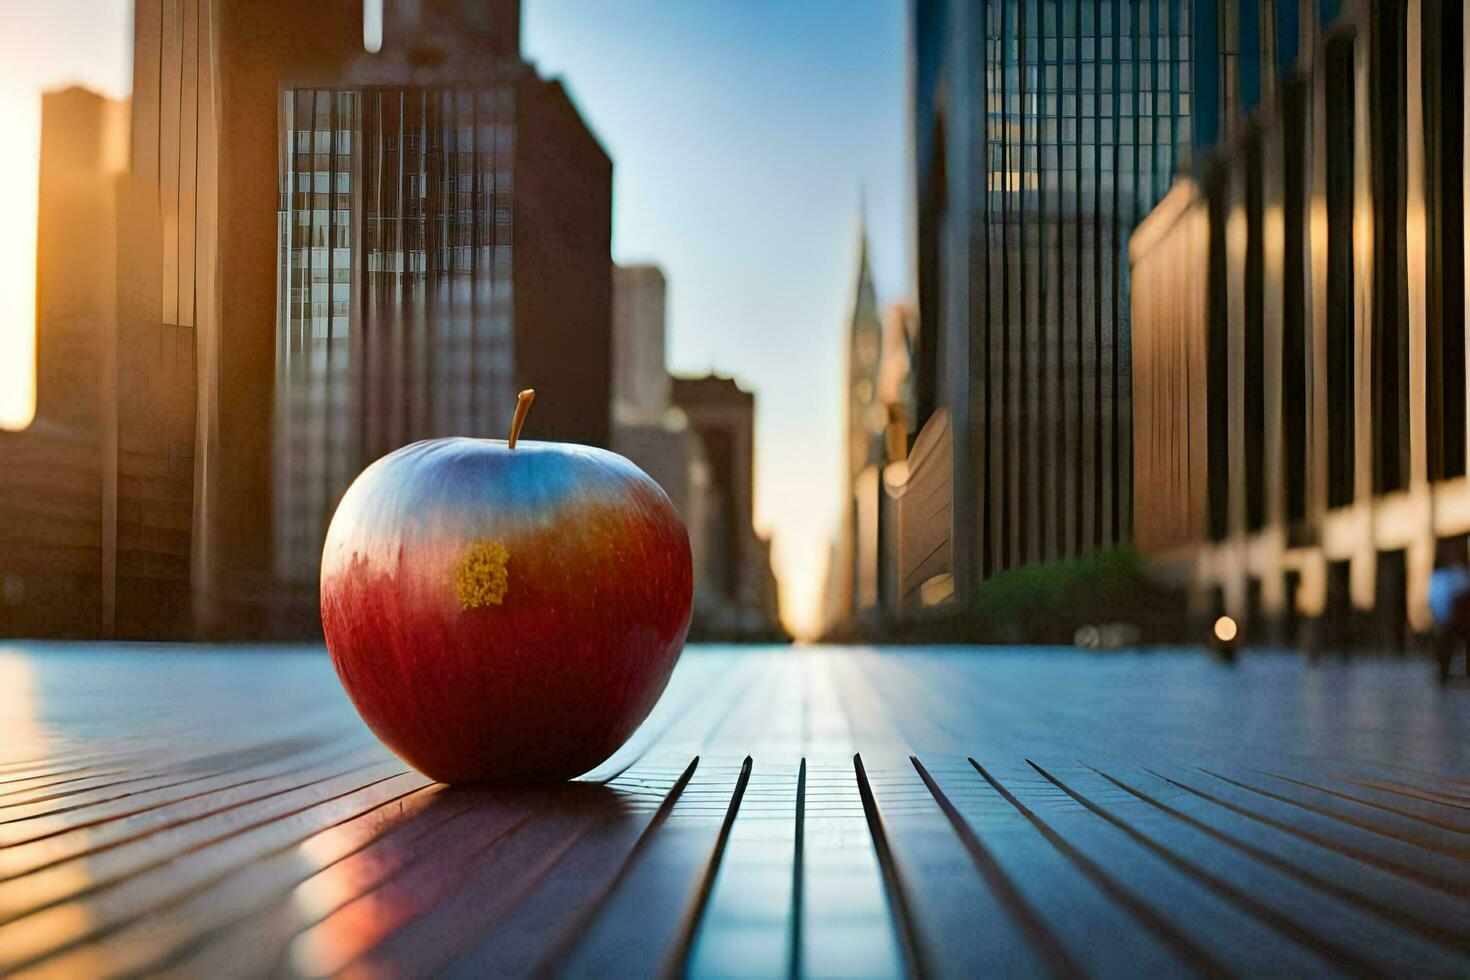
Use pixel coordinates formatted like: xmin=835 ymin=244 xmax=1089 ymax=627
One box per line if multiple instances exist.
xmin=523 ymin=1 xmax=911 ymax=637
xmin=0 ymin=0 xmax=911 ymax=639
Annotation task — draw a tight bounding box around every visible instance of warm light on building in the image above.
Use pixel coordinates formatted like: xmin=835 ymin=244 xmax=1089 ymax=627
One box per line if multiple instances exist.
xmin=1131 ymin=1 xmax=1466 ymax=647
xmin=0 ymin=2 xmax=131 ymax=432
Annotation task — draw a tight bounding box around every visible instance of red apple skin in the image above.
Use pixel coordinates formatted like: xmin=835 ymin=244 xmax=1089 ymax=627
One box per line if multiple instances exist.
xmin=320 ymin=437 xmax=693 ymax=783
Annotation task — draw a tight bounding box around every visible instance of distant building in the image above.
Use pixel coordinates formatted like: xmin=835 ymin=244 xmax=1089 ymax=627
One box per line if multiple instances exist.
xmin=824 ymin=214 xmax=928 ymax=635
xmin=829 ymin=220 xmax=888 ymax=628
xmin=608 ymin=264 xmax=713 ymax=609
xmin=166 ymin=0 xmax=611 ymax=634
xmin=876 ymin=301 xmax=919 ymax=614
xmin=612 ymin=265 xmax=672 ymax=423
xmin=0 ymin=89 xmax=130 ymax=637
xmin=609 ymin=262 xmax=684 ymax=504
xmin=671 ymin=374 xmax=784 ymax=639
xmin=606 ymin=264 xmax=781 ymax=638
xmin=878 ymin=302 xmax=918 ymax=439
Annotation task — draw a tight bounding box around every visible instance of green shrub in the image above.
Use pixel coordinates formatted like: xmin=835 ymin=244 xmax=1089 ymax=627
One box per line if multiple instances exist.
xmin=968 ymin=547 xmax=1150 ymax=636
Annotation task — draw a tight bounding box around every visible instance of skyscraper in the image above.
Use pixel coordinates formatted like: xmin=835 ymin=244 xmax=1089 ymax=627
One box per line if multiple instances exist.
xmin=612 ymin=265 xmax=672 ymax=424
xmin=270 ymin=7 xmax=613 ymax=623
xmin=830 ymin=219 xmax=888 ymax=625
xmin=904 ymin=1 xmax=1321 ymax=607
xmin=5 ymin=0 xmax=614 ymax=638
xmin=908 ymin=0 xmax=1198 ymax=601
xmin=144 ymin=0 xmax=612 ymax=633
xmin=671 ymin=374 xmax=784 ymax=638
xmin=817 ymin=0 xmax=1332 ymax=630
xmin=0 ymin=89 xmax=129 ymax=637
xmin=607 ymin=263 xmax=712 ymax=613
xmin=1131 ymin=1 xmax=1465 ymax=644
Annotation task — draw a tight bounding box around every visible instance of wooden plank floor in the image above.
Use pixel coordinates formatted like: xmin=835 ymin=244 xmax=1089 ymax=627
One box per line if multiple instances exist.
xmin=0 ymin=643 xmax=1467 ymax=978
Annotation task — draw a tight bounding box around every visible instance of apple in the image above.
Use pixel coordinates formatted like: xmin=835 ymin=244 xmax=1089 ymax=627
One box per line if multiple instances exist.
xmin=320 ymin=390 xmax=694 ymax=783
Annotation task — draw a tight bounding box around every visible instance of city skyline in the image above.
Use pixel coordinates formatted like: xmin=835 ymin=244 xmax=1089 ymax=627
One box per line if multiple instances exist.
xmin=1 ymin=0 xmax=788 ymax=644
xmin=2 ymin=3 xmax=1469 ymax=972
xmin=820 ymin=0 xmax=1330 ymax=637
xmin=0 ymin=0 xmax=910 ymax=638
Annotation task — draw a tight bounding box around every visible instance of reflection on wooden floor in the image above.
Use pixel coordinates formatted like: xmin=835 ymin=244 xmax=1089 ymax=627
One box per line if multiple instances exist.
xmin=0 ymin=644 xmax=1467 ymax=977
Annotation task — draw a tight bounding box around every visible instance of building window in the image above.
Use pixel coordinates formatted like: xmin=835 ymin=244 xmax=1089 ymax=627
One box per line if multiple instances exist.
xmin=1324 ymin=35 xmax=1355 ymax=508
xmin=1425 ymin=0 xmax=1466 ymax=482
xmin=1281 ymin=77 xmax=1309 ymax=522
xmin=1371 ymin=4 xmax=1408 ymax=495
xmin=1207 ymin=170 xmax=1230 ymax=540
xmin=1245 ymin=135 xmax=1265 ymax=531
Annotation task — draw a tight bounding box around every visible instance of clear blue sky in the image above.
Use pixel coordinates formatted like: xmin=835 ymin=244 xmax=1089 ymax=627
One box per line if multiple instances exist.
xmin=524 ymin=0 xmax=911 ymax=635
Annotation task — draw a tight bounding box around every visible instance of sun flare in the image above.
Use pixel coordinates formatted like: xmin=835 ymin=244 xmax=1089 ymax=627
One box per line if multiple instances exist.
xmin=0 ymin=1 xmax=131 ymax=431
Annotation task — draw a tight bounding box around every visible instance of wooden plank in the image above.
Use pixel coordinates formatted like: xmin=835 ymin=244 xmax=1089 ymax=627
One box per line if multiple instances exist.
xmin=858 ymin=755 xmax=1054 ymax=977
xmin=0 ymin=767 xmax=135 ymax=803
xmin=978 ymin=761 xmax=1335 ymax=975
xmin=914 ymin=757 xmax=1193 ymax=978
xmin=283 ymin=788 xmax=556 ymax=975
xmin=792 ymin=657 xmax=909 ymax=978
xmin=1204 ymin=766 xmax=1470 ymax=859
xmin=1346 ymin=774 xmax=1470 ymax=809
xmin=547 ymin=758 xmax=750 ymax=976
xmin=0 ymin=741 xmax=380 ymax=880
xmin=15 ymin=784 xmax=451 ymax=978
xmin=1271 ymin=768 xmax=1470 ymax=831
xmin=778 ymin=762 xmax=906 ymax=979
xmin=0 ymin=645 xmax=1467 ymax=977
xmin=393 ymin=663 xmax=797 ymax=976
xmin=0 ymin=735 xmax=339 ymax=828
xmin=440 ymin=761 xmax=699 ymax=977
xmin=0 ymin=755 xmax=407 ymax=952
xmin=1089 ymin=763 xmax=1470 ymax=949
xmin=1 ymin=767 xmax=425 ymax=975
xmin=959 ymin=758 xmax=1222 ymax=976
xmin=1155 ymin=765 xmax=1470 ymax=898
xmin=684 ymin=760 xmax=800 ymax=978
xmin=317 ymin=786 xmax=637 ymax=977
xmin=1032 ymin=763 xmax=1470 ymax=975
xmin=1363 ymin=763 xmax=1470 ymax=793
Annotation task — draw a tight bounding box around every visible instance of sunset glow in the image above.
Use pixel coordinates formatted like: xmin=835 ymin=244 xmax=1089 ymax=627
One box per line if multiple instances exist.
xmin=1 ymin=1 xmax=905 ymax=640
xmin=0 ymin=1 xmax=131 ymax=430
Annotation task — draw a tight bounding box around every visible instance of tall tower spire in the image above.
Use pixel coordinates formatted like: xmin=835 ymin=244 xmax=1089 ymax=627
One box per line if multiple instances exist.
xmin=846 ymin=189 xmax=883 ymax=481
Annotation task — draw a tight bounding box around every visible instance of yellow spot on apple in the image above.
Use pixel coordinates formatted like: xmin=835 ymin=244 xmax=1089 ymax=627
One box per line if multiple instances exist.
xmin=454 ymin=541 xmax=509 ymax=609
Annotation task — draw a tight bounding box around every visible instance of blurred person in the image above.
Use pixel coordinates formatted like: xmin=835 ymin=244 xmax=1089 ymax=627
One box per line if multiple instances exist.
xmin=1428 ymin=540 xmax=1470 ymax=683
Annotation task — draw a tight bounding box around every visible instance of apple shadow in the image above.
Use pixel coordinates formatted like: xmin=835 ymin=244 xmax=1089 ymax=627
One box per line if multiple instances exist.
xmin=317 ymin=776 xmax=644 ymax=973
xmin=428 ymin=776 xmax=639 ymax=818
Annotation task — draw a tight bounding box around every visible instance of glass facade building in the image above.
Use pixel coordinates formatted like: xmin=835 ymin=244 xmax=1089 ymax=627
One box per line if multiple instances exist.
xmin=268 ymin=10 xmax=615 ymax=613
xmin=911 ymin=0 xmax=1200 ymax=599
xmin=275 ymin=84 xmax=519 ymax=586
xmin=907 ymin=0 xmax=1338 ymax=602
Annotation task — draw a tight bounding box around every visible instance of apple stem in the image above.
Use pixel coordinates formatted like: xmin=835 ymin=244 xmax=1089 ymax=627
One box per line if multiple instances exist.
xmin=508 ymin=389 xmax=536 ymax=449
